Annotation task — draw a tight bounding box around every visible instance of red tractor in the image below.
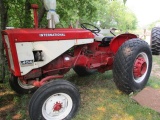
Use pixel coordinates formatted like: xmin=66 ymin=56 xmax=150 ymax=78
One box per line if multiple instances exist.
xmin=1 ymin=1 xmax=152 ymax=120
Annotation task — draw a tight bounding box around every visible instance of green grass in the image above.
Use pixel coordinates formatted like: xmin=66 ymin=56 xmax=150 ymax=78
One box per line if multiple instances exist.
xmin=147 ymin=55 xmax=160 ymax=89
xmin=71 ymin=71 xmax=160 ymax=120
xmin=153 ymin=55 xmax=160 ymax=65
xmin=1 ymin=56 xmax=160 ymax=119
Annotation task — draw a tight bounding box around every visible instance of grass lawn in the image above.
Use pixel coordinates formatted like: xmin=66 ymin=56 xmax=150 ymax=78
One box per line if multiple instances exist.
xmin=0 ymin=56 xmax=160 ymax=120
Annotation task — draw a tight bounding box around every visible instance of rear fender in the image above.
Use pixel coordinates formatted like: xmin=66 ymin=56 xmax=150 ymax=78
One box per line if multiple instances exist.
xmin=110 ymin=33 xmax=137 ymax=54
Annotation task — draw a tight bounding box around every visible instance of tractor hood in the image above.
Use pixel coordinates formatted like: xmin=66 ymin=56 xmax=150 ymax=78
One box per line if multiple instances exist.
xmin=2 ymin=28 xmax=94 ymax=42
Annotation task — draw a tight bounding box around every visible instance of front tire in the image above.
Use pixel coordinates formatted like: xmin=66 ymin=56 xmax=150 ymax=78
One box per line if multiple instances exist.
xmin=113 ymin=38 xmax=152 ymax=94
xmin=9 ymin=74 xmax=37 ymax=94
xmin=29 ymin=80 xmax=80 ymax=120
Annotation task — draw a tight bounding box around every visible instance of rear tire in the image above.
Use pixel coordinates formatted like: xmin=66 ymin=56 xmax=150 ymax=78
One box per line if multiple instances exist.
xmin=29 ymin=80 xmax=80 ymax=120
xmin=73 ymin=66 xmax=96 ymax=76
xmin=9 ymin=74 xmax=37 ymax=94
xmin=113 ymin=38 xmax=152 ymax=94
xmin=150 ymin=27 xmax=160 ymax=55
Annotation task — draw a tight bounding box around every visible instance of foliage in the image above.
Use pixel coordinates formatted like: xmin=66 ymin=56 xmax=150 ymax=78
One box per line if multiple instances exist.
xmin=0 ymin=0 xmax=137 ymax=30
xmin=123 ymin=0 xmax=127 ymax=4
xmin=148 ymin=20 xmax=160 ymax=30
xmin=56 ymin=0 xmax=98 ymax=27
xmin=56 ymin=0 xmax=137 ymax=31
xmin=98 ymin=0 xmax=137 ymax=31
xmin=6 ymin=0 xmax=43 ymax=28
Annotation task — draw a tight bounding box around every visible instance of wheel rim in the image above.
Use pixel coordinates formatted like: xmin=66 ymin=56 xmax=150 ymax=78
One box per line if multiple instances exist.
xmin=18 ymin=79 xmax=35 ymax=89
xmin=42 ymin=93 xmax=73 ymax=120
xmin=133 ymin=52 xmax=149 ymax=83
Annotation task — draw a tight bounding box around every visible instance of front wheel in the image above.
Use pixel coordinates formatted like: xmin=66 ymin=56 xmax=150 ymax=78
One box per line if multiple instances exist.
xmin=29 ymin=80 xmax=80 ymax=120
xmin=9 ymin=74 xmax=37 ymax=94
xmin=113 ymin=38 xmax=152 ymax=94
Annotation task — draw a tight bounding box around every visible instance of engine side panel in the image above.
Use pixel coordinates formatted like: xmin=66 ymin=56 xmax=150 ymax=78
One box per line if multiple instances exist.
xmin=15 ymin=39 xmax=94 ymax=75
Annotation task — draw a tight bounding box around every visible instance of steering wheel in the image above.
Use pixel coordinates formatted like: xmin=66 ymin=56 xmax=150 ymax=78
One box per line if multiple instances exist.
xmin=80 ymin=23 xmax=100 ymax=34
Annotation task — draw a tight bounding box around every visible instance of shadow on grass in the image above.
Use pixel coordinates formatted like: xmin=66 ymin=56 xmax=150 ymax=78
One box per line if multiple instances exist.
xmin=64 ymin=69 xmax=114 ymax=87
xmin=0 ymin=82 xmax=31 ymax=120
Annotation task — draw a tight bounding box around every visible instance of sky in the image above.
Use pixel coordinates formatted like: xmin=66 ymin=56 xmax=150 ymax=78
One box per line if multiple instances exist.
xmin=126 ymin=0 xmax=160 ymax=27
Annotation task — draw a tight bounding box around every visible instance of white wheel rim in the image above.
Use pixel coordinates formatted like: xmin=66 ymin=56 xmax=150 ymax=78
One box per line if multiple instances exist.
xmin=42 ymin=93 xmax=73 ymax=120
xmin=18 ymin=79 xmax=35 ymax=89
xmin=133 ymin=52 xmax=149 ymax=83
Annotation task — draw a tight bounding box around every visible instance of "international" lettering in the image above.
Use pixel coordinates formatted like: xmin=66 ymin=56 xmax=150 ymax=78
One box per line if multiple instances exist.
xmin=39 ymin=33 xmax=66 ymax=37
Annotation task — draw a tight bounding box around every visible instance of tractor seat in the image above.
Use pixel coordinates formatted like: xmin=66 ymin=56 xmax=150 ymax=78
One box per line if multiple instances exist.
xmin=94 ymin=33 xmax=105 ymax=41
xmin=94 ymin=33 xmax=114 ymax=46
xmin=102 ymin=36 xmax=114 ymax=42
xmin=100 ymin=36 xmax=114 ymax=46
xmin=94 ymin=33 xmax=114 ymax=41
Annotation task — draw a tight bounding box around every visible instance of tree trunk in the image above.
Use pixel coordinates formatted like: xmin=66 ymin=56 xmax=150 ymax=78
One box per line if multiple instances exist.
xmin=23 ymin=0 xmax=31 ymax=28
xmin=0 ymin=0 xmax=8 ymax=82
xmin=123 ymin=0 xmax=127 ymax=4
xmin=0 ymin=0 xmax=8 ymax=29
xmin=38 ymin=5 xmax=46 ymax=27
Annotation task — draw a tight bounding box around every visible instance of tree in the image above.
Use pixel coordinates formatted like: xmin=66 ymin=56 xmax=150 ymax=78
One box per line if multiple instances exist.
xmin=0 ymin=0 xmax=9 ymax=82
xmin=1 ymin=0 xmax=134 ymax=29
xmin=56 ymin=0 xmax=98 ymax=27
xmin=148 ymin=20 xmax=160 ymax=30
xmin=98 ymin=0 xmax=137 ymax=31
xmin=123 ymin=0 xmax=127 ymax=4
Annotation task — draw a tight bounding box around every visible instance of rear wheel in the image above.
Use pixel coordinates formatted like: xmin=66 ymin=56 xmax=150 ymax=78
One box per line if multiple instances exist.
xmin=150 ymin=27 xmax=160 ymax=55
xmin=9 ymin=74 xmax=37 ymax=94
xmin=73 ymin=66 xmax=96 ymax=76
xmin=29 ymin=80 xmax=80 ymax=120
xmin=113 ymin=38 xmax=152 ymax=94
